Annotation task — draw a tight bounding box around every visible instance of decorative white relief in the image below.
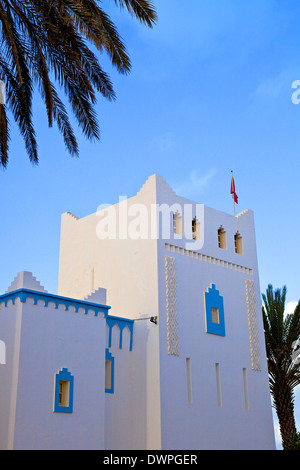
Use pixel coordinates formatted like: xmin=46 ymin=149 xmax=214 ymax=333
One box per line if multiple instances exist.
xmin=245 ymin=279 xmax=261 ymax=371
xmin=165 ymin=243 xmax=253 ymax=275
xmin=165 ymin=256 xmax=179 ymax=356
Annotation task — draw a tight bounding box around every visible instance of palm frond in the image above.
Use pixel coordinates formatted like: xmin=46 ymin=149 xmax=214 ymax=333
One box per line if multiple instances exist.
xmin=0 ymin=103 xmax=9 ymax=166
xmin=112 ymin=0 xmax=157 ymax=27
xmin=0 ymin=0 xmax=157 ymax=166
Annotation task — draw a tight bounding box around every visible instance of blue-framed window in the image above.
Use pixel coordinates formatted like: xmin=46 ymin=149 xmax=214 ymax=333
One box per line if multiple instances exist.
xmin=54 ymin=368 xmax=74 ymax=413
xmin=204 ymin=284 xmax=225 ymax=336
xmin=105 ymin=348 xmax=114 ymax=394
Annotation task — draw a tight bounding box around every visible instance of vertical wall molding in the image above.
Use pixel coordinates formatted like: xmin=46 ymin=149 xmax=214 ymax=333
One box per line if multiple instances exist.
xmin=245 ymin=279 xmax=261 ymax=371
xmin=215 ymin=363 xmax=222 ymax=407
xmin=186 ymin=358 xmax=193 ymax=404
xmin=243 ymin=368 xmax=250 ymax=410
xmin=165 ymin=256 xmax=179 ymax=356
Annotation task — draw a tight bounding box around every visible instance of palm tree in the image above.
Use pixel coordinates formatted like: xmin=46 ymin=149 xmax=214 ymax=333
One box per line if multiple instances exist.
xmin=262 ymin=284 xmax=300 ymax=450
xmin=0 ymin=0 xmax=157 ymax=167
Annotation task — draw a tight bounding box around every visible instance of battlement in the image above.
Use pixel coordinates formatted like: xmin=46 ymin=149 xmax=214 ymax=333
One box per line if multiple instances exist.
xmin=235 ymin=209 xmax=249 ymax=218
xmin=6 ymin=271 xmax=48 ymax=293
xmin=65 ymin=211 xmax=79 ymax=220
xmin=0 ymin=288 xmax=110 ymax=317
xmin=0 ymin=273 xmax=134 ymax=354
xmin=136 ymin=173 xmax=177 ymax=199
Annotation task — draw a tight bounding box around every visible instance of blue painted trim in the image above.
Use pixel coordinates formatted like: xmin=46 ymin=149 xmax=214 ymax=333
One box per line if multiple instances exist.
xmin=106 ymin=316 xmax=134 ymax=351
xmin=0 ymin=288 xmax=111 ymax=317
xmin=0 ymin=288 xmax=134 ymax=350
xmin=54 ymin=368 xmax=74 ymax=413
xmin=105 ymin=348 xmax=114 ymax=394
xmin=204 ymin=284 xmax=225 ymax=336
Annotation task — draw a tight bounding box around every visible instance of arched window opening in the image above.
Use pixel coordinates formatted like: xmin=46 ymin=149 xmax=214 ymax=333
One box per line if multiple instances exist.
xmin=218 ymin=226 xmax=227 ymax=250
xmin=192 ymin=217 xmax=200 ymax=241
xmin=234 ymin=232 xmax=243 ymax=255
xmin=173 ymin=211 xmax=182 ymax=236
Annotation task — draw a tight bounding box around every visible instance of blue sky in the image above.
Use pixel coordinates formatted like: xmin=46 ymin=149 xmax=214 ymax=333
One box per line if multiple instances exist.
xmin=0 ymin=0 xmax=299 ymax=449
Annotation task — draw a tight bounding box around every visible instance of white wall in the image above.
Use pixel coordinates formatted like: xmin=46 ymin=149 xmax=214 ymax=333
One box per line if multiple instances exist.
xmin=158 ymin=254 xmax=275 ymax=449
xmin=0 ymin=295 xmax=106 ymax=450
xmin=155 ymin=180 xmax=275 ymax=449
xmin=104 ymin=320 xmax=147 ymax=449
xmin=58 ymin=176 xmax=162 ymax=449
xmin=0 ymin=299 xmax=22 ymax=449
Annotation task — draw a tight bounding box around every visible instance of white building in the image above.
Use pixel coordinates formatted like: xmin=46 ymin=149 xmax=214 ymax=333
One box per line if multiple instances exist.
xmin=0 ymin=175 xmax=276 ymax=450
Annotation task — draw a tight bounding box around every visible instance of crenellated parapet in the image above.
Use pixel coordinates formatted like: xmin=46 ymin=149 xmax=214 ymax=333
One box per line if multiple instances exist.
xmin=0 ymin=288 xmax=110 ymax=317
xmin=0 ymin=285 xmax=134 ymax=352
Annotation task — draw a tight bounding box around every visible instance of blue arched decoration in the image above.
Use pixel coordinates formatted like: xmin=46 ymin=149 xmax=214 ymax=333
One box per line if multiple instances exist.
xmin=204 ymin=284 xmax=225 ymax=336
xmin=0 ymin=288 xmax=110 ymax=317
xmin=106 ymin=316 xmax=134 ymax=351
xmin=0 ymin=289 xmax=135 ymax=352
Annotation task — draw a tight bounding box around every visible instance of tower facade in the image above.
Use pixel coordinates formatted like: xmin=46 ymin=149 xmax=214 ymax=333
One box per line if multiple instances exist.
xmin=57 ymin=174 xmax=275 ymax=450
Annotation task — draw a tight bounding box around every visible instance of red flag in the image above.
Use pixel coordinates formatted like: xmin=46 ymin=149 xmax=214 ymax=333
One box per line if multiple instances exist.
xmin=230 ymin=173 xmax=238 ymax=203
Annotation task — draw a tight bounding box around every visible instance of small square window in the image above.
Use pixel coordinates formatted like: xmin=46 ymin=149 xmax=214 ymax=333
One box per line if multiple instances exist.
xmin=204 ymin=284 xmax=225 ymax=336
xmin=211 ymin=307 xmax=219 ymax=324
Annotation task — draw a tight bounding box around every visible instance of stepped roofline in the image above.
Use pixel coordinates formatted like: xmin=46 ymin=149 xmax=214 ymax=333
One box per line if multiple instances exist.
xmin=6 ymin=271 xmax=48 ymax=294
xmin=0 ymin=287 xmax=110 ymax=317
xmin=136 ymin=174 xmax=177 ymax=198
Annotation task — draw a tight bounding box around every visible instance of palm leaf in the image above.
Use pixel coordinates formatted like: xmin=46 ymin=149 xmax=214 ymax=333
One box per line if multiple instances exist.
xmin=0 ymin=103 xmax=9 ymax=166
xmin=262 ymin=284 xmax=300 ymax=449
xmin=0 ymin=0 xmax=157 ymax=166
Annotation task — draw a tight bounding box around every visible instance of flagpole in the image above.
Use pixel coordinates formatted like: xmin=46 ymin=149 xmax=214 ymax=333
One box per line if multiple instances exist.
xmin=231 ymin=170 xmax=236 ymax=216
